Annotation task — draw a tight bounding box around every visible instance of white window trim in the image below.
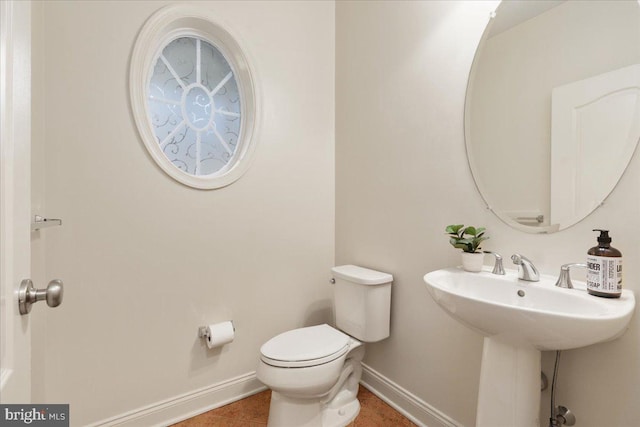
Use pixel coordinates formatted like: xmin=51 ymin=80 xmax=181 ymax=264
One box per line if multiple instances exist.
xmin=130 ymin=4 xmax=259 ymax=189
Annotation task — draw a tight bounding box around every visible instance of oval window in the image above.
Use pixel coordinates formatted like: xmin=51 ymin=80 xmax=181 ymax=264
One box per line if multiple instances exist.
xmin=130 ymin=5 xmax=258 ymax=189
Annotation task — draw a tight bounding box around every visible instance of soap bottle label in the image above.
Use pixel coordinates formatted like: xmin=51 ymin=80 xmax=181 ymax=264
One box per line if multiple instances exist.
xmin=587 ymin=255 xmax=622 ymax=293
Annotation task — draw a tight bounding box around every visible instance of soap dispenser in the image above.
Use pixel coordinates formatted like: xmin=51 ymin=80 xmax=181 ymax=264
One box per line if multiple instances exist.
xmin=587 ymin=229 xmax=622 ymax=298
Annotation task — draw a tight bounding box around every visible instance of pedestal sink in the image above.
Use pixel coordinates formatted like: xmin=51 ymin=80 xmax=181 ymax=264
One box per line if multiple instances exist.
xmin=423 ymin=267 xmax=635 ymax=427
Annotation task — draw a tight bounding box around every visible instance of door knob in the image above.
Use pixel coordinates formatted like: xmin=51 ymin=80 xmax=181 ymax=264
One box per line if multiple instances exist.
xmin=18 ymin=279 xmax=64 ymax=315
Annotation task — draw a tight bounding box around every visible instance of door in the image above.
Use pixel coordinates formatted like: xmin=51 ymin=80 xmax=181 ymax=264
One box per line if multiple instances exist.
xmin=550 ymin=64 xmax=640 ymax=228
xmin=0 ymin=0 xmax=32 ymax=403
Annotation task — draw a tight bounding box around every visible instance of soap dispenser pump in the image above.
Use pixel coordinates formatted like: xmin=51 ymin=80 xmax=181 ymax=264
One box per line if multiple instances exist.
xmin=586 ymin=229 xmax=622 ymax=298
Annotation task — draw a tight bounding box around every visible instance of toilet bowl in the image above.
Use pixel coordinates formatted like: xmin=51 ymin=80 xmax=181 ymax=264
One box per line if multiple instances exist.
xmin=257 ymin=265 xmax=393 ymax=427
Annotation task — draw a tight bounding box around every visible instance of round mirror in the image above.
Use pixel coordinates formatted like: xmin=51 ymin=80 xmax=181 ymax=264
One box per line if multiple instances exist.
xmin=465 ymin=0 xmax=640 ymax=233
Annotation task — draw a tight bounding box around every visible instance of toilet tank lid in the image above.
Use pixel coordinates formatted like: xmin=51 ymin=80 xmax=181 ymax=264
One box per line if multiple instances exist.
xmin=331 ymin=265 xmax=393 ymax=285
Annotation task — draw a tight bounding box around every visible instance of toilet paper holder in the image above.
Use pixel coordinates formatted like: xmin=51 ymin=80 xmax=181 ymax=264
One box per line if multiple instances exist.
xmin=198 ymin=327 xmax=208 ymax=339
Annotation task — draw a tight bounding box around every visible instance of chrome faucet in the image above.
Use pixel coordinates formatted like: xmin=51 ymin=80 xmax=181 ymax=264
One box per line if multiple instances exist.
xmin=554 ymin=263 xmax=587 ymax=289
xmin=511 ymin=254 xmax=540 ymax=282
xmin=484 ymin=251 xmax=505 ymax=275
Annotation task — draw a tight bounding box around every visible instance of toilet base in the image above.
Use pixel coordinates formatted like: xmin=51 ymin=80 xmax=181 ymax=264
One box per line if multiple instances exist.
xmin=267 ymin=391 xmax=360 ymax=427
xmin=265 ymin=344 xmax=364 ymax=427
xmin=322 ymin=399 xmax=360 ymax=427
xmin=267 ymin=392 xmax=323 ymax=427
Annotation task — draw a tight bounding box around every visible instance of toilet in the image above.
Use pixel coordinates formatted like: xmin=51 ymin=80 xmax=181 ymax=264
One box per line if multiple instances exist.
xmin=256 ymin=265 xmax=393 ymax=427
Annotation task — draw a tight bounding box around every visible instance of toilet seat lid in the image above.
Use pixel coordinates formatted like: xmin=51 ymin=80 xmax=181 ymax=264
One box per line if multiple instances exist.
xmin=260 ymin=324 xmax=351 ymax=368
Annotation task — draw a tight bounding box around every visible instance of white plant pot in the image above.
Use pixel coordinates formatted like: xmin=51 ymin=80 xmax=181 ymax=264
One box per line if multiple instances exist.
xmin=461 ymin=252 xmax=484 ymax=272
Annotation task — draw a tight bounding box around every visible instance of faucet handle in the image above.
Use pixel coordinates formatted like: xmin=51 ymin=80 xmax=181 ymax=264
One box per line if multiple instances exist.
xmin=483 ymin=251 xmax=505 ymax=275
xmin=511 ymin=254 xmax=540 ymax=281
xmin=511 ymin=253 xmax=526 ymax=265
xmin=554 ymin=263 xmax=587 ymax=289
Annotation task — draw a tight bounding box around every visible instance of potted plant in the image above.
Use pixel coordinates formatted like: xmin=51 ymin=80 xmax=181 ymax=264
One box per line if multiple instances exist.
xmin=446 ymin=224 xmax=489 ymax=272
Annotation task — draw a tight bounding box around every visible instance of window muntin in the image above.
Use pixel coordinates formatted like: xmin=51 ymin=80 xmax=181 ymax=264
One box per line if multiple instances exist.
xmin=148 ymin=37 xmax=242 ymax=176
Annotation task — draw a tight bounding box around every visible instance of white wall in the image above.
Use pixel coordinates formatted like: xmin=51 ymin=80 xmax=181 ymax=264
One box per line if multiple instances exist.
xmin=336 ymin=2 xmax=495 ymax=425
xmin=30 ymin=1 xmax=335 ymax=425
xmin=336 ymin=1 xmax=640 ymax=427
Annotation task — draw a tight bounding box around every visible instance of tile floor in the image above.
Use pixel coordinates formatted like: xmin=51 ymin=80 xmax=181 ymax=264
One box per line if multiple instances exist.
xmin=171 ymin=386 xmax=417 ymax=427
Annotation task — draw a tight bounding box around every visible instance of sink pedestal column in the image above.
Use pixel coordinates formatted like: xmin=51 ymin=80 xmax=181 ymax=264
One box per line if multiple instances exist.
xmin=476 ymin=337 xmax=541 ymax=427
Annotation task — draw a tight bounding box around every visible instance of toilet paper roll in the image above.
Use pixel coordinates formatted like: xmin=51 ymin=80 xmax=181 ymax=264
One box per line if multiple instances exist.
xmin=205 ymin=321 xmax=235 ymax=349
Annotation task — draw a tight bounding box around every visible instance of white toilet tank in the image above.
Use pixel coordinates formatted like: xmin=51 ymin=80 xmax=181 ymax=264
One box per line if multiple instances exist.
xmin=331 ymin=265 xmax=393 ymax=342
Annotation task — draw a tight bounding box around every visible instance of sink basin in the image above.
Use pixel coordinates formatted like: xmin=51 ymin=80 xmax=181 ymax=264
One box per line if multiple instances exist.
xmin=424 ymin=266 xmax=635 ymax=427
xmin=423 ymin=267 xmax=635 ymax=350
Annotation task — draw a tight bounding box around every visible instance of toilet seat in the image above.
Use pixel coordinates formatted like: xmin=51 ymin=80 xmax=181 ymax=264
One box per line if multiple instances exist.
xmin=260 ymin=324 xmax=351 ymax=368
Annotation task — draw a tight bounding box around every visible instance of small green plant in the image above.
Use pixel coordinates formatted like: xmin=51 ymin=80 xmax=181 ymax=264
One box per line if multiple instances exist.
xmin=446 ymin=224 xmax=488 ymax=253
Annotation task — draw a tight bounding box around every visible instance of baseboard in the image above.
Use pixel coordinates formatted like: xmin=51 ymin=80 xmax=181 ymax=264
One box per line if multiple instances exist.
xmin=88 ymin=365 xmax=462 ymax=427
xmin=360 ymin=363 xmax=464 ymax=427
xmin=88 ymin=371 xmax=266 ymax=427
